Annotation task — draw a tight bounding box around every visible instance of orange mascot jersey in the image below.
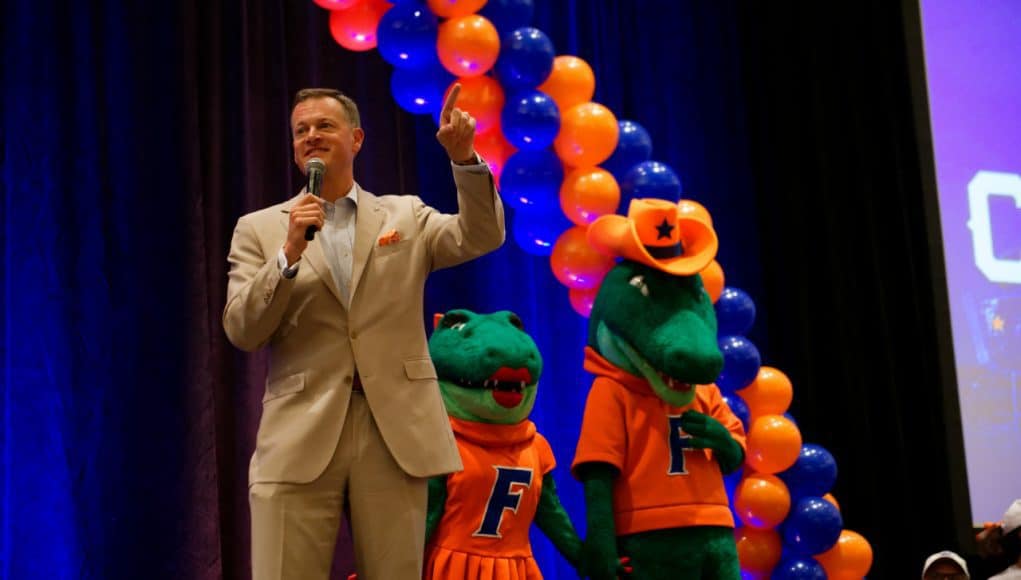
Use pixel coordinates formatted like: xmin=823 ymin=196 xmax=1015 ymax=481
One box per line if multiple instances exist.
xmin=572 ymin=347 xmax=747 ymax=536
xmin=425 ymin=416 xmax=556 ymax=580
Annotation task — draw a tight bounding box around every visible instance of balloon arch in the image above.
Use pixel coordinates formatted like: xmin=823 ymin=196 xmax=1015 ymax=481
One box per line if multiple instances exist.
xmin=315 ymin=0 xmax=873 ymax=576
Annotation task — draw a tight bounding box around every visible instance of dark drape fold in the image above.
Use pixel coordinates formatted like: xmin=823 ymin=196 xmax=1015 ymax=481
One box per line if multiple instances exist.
xmin=735 ymin=1 xmax=968 ymax=576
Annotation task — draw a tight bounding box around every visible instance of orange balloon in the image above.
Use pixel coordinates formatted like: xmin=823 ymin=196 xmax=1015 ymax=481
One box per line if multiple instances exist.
xmin=734 ymin=473 xmax=791 ymax=530
xmin=678 ymin=199 xmax=713 ymax=226
xmin=445 ymin=76 xmax=504 ymax=135
xmin=473 ymin=127 xmax=515 ymax=184
xmin=554 ymin=102 xmax=619 ymax=167
xmin=550 ymin=226 xmax=616 ymax=290
xmin=560 ymin=167 xmax=620 ymax=226
xmin=814 ymin=529 xmax=873 ymax=579
xmin=735 ymin=527 xmax=782 ymax=573
xmin=427 ymin=0 xmax=487 ymax=18
xmin=745 ymin=415 xmax=802 ymax=474
xmin=823 ymin=493 xmax=841 ymax=512
xmin=699 ymin=260 xmax=724 ymax=303
xmin=569 ymin=287 xmax=599 ymax=317
xmin=738 ymin=366 xmax=794 ymax=419
xmin=437 ymin=15 xmax=500 ymax=77
xmin=328 ymin=0 xmax=392 ymax=51
xmin=538 ymin=56 xmax=595 ymax=113
xmin=314 ymin=0 xmax=363 ymax=9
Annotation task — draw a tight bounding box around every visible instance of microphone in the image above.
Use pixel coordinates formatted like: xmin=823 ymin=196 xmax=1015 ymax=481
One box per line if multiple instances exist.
xmin=303 ymin=157 xmax=326 ymax=241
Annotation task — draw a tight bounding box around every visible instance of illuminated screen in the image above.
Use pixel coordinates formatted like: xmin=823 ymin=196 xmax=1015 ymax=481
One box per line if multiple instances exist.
xmin=920 ymin=0 xmax=1021 ymax=523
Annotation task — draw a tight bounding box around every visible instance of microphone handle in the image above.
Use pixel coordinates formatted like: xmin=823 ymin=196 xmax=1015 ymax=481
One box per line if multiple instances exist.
xmin=303 ymin=170 xmax=323 ymax=240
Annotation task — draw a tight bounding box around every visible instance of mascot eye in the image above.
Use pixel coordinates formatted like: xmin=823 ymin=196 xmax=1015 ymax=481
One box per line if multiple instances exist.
xmin=440 ymin=311 xmax=470 ymax=330
xmin=628 ymin=275 xmax=650 ymax=297
xmin=508 ymin=313 xmax=525 ymax=330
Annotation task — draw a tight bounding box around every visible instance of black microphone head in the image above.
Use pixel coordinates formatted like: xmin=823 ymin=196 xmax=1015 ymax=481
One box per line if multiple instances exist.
xmin=305 ymin=157 xmax=326 ymax=176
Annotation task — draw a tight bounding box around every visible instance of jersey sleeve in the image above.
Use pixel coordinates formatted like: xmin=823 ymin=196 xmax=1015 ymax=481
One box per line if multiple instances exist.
xmin=534 ymin=432 xmax=557 ymax=475
xmin=708 ymin=385 xmax=747 ymax=452
xmin=571 ymin=377 xmax=628 ymax=478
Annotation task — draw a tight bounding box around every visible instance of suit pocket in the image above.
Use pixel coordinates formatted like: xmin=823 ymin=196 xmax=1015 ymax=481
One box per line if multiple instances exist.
xmin=263 ymin=373 xmax=306 ymax=403
xmin=403 ymin=357 xmax=437 ymax=381
xmin=374 ymin=238 xmax=412 ymax=259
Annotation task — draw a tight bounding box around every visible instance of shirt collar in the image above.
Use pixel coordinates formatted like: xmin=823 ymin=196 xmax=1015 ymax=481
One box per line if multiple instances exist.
xmin=321 ymin=183 xmax=359 ymax=219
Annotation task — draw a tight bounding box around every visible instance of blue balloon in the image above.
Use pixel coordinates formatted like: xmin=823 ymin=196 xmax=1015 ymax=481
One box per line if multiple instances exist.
xmin=501 ymin=90 xmax=560 ymax=150
xmin=620 ymin=160 xmax=683 ymax=203
xmin=500 ymin=149 xmax=564 ymax=211
xmin=478 ymin=0 xmax=535 ymax=38
xmin=602 ymin=120 xmax=654 ymax=181
xmin=782 ymin=497 xmax=843 ymax=555
xmin=716 ymin=335 xmax=761 ymax=393
xmin=377 ymin=3 xmax=439 ymax=70
xmin=511 ymin=207 xmax=570 ymax=257
xmin=722 ymin=393 xmax=750 ymax=432
xmin=390 ymin=65 xmax=454 ymax=115
xmin=495 ymin=27 xmax=555 ymax=90
xmin=715 ymin=286 xmax=757 ymax=336
xmin=772 ymin=556 xmax=827 ymax=580
xmin=779 ymin=444 xmax=838 ymax=501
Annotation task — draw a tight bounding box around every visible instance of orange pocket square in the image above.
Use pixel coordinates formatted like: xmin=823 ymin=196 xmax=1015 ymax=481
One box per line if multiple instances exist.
xmin=378 ymin=229 xmax=401 ymax=246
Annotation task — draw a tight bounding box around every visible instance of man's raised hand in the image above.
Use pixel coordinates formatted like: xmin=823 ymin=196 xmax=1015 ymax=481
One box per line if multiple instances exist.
xmin=435 ymin=83 xmax=477 ymax=164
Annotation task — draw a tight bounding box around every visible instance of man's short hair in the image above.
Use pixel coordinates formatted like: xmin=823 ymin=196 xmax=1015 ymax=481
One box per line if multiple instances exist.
xmin=292 ymin=88 xmax=361 ymax=128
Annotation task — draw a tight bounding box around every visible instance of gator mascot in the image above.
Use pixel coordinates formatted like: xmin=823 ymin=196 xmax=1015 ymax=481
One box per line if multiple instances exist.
xmin=424 ymin=309 xmax=583 ymax=579
xmin=573 ymin=198 xmax=747 ymax=579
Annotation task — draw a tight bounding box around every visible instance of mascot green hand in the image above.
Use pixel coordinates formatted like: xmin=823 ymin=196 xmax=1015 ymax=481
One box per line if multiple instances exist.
xmin=572 ymin=199 xmax=747 ymax=580
xmin=424 ymin=309 xmax=584 ymax=579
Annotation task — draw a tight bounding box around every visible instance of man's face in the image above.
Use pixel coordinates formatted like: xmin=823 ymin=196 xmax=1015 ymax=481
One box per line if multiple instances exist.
xmin=290 ymin=97 xmax=364 ymax=175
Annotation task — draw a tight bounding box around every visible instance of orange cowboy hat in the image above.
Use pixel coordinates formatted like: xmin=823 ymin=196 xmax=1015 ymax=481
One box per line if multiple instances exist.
xmin=588 ymin=198 xmax=718 ymax=276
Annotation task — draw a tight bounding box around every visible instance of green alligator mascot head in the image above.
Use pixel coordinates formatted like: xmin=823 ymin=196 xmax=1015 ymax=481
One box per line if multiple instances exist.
xmin=429 ymin=309 xmax=542 ymax=424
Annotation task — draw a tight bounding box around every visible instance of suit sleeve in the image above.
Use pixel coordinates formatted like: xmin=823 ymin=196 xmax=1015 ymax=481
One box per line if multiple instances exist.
xmin=416 ymin=163 xmax=505 ymax=272
xmin=222 ymin=216 xmax=296 ymax=351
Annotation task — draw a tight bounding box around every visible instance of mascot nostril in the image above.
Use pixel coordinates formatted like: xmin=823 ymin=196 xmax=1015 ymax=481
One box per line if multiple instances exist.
xmin=424 ymin=309 xmax=585 ymax=578
xmin=573 ymin=199 xmax=747 ymax=579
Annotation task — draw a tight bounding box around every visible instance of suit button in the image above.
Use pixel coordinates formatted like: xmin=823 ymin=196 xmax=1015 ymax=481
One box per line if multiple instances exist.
xmin=344 ymin=376 xmax=352 ymax=385
xmin=350 ymin=332 xmax=358 ymax=340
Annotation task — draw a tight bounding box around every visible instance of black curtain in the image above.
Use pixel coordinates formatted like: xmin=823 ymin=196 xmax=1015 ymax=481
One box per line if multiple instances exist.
xmin=736 ymin=0 xmax=971 ymax=576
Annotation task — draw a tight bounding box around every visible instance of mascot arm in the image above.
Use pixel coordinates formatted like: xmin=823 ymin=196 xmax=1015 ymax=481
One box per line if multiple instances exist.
xmin=577 ymin=461 xmax=624 ymax=580
xmin=680 ymin=410 xmax=744 ymax=474
xmin=425 ymin=475 xmax=448 ymax=543
xmin=534 ymin=473 xmax=582 ymax=568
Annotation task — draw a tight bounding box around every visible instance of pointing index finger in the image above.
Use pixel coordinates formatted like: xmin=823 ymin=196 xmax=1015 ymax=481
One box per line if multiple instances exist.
xmin=440 ymin=83 xmax=461 ymax=122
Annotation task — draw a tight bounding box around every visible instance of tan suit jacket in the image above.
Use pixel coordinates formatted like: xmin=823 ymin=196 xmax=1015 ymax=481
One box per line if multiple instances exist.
xmin=223 ymin=168 xmax=504 ymax=484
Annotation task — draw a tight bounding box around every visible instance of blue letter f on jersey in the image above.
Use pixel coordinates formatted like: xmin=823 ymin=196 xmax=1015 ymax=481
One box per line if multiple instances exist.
xmin=668 ymin=415 xmax=692 ymax=475
xmin=473 ymin=466 xmax=534 ymax=538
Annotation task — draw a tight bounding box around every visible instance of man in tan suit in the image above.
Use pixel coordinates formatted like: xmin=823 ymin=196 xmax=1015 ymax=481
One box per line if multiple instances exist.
xmin=222 ymin=85 xmax=504 ymax=579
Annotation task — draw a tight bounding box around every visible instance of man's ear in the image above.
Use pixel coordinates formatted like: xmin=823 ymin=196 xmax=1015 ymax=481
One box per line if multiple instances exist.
xmin=353 ymin=127 xmax=365 ymax=152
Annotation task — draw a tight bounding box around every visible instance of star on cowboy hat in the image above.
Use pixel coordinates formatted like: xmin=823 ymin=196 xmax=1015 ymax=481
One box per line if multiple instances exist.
xmin=588 ymin=198 xmax=718 ymax=276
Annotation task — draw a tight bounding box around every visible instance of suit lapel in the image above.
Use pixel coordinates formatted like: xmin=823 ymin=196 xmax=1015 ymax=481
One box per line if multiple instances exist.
xmin=350 ymin=190 xmax=383 ymax=303
xmin=279 ymin=196 xmax=346 ymax=307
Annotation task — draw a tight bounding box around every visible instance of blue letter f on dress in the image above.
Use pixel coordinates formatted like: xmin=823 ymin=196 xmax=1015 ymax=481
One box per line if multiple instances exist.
xmin=473 ymin=466 xmax=534 ymax=538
